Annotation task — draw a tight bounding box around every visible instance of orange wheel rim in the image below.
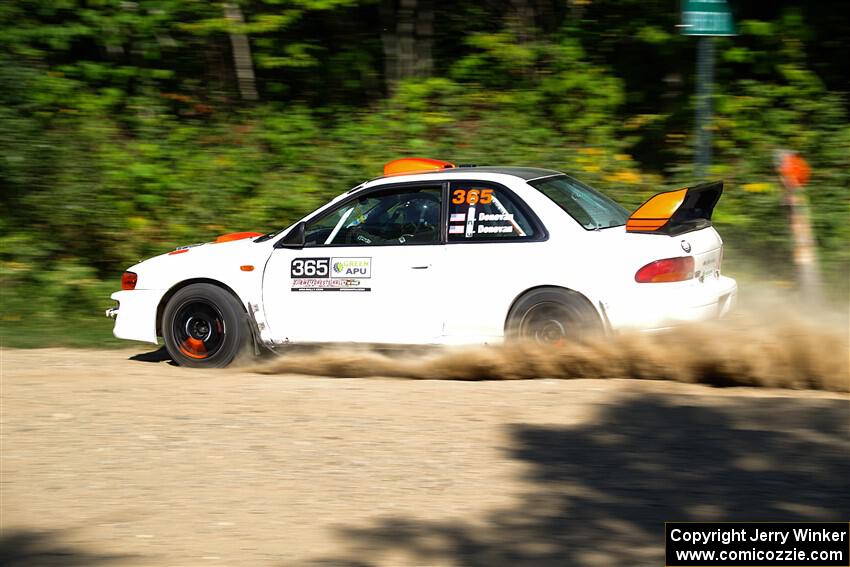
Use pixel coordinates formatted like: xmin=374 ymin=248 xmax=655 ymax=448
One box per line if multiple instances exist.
xmin=172 ymin=299 xmax=225 ymax=361
xmin=179 ymin=337 xmax=209 ymax=359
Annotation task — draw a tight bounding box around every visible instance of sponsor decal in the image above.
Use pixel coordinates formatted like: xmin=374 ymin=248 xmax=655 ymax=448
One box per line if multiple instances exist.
xmin=448 ymin=225 xmax=464 ymax=234
xmin=291 ymin=278 xmax=370 ymax=292
xmin=449 ymin=213 xmax=465 ymax=223
xmin=290 ymin=257 xmax=372 ymax=291
xmin=292 ymin=278 xmax=362 ymax=287
xmin=331 ymin=257 xmax=371 ymax=278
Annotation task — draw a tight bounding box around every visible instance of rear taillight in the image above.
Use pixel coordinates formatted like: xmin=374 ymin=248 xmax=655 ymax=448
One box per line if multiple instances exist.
xmin=121 ymin=271 xmax=138 ymax=290
xmin=635 ymin=256 xmax=694 ymax=283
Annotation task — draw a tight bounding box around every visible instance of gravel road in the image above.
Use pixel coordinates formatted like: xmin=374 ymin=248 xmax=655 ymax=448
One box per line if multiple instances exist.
xmin=2 ymin=347 xmax=848 ymax=566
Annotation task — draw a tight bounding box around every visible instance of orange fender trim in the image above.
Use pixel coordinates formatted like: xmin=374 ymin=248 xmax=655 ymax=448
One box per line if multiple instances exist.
xmin=214 ymin=231 xmax=263 ymax=243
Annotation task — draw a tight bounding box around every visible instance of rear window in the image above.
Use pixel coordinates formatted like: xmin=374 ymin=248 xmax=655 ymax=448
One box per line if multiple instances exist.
xmin=447 ymin=182 xmax=537 ymax=242
xmin=530 ymin=175 xmax=629 ymax=230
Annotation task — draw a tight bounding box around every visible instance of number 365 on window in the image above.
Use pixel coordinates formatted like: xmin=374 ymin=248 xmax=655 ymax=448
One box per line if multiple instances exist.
xmin=452 ymin=189 xmax=493 ymax=205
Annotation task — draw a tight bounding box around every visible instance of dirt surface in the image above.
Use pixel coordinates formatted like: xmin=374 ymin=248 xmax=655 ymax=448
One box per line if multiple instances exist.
xmin=2 ymin=347 xmax=848 ymax=566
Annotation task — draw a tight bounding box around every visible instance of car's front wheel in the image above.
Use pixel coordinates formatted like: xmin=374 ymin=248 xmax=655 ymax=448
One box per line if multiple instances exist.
xmin=162 ymin=283 xmax=250 ymax=368
xmin=506 ymin=288 xmax=603 ymax=343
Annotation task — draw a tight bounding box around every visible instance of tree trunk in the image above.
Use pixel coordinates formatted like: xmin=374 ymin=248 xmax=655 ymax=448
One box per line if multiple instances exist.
xmin=508 ymin=0 xmax=537 ymax=80
xmin=223 ymin=2 xmax=258 ymax=101
xmin=204 ymin=36 xmax=231 ymax=101
xmin=382 ymin=0 xmax=433 ymax=93
xmin=381 ymin=0 xmax=399 ymax=90
xmin=396 ymin=0 xmax=417 ymax=81
xmin=510 ymin=0 xmax=536 ymax=45
xmin=414 ymin=0 xmax=434 ymax=78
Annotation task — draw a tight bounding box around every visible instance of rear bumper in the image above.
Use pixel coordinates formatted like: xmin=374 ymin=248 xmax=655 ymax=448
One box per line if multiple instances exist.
xmin=604 ymin=275 xmax=737 ymax=332
xmin=107 ymin=289 xmax=164 ymax=344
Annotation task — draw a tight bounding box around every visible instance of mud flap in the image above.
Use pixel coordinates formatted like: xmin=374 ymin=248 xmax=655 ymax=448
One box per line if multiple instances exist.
xmin=245 ymin=303 xmax=268 ymax=356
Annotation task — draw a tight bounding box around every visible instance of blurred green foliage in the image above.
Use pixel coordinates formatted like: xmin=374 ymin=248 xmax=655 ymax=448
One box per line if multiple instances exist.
xmin=1 ymin=0 xmax=848 ymax=346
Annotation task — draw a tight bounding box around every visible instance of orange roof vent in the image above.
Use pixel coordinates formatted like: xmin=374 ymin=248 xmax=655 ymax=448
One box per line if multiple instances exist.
xmin=383 ymin=157 xmax=456 ymax=177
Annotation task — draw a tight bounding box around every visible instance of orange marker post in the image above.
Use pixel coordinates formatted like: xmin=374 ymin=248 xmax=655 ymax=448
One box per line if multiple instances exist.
xmin=775 ymin=150 xmax=822 ymax=303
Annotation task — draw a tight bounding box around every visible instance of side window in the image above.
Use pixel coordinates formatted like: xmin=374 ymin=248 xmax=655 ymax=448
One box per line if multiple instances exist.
xmin=447 ymin=182 xmax=536 ymax=242
xmin=305 ymin=186 xmax=442 ymax=247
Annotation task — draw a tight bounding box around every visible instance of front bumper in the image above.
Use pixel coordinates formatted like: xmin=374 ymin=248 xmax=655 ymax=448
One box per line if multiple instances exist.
xmin=605 ymin=274 xmax=738 ymax=332
xmin=106 ymin=289 xmax=165 ymax=344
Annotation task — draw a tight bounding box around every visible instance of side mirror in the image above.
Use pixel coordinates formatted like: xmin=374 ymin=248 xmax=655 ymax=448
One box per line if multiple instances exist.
xmin=276 ymin=221 xmax=306 ymax=248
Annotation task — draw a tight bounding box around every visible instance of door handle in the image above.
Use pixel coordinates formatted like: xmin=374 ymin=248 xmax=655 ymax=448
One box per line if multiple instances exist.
xmin=410 ymin=265 xmax=431 ymax=270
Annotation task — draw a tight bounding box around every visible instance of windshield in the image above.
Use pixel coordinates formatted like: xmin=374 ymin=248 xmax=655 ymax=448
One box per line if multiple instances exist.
xmin=529 ymin=175 xmax=629 ymax=230
xmin=255 ymin=183 xmax=367 ymax=243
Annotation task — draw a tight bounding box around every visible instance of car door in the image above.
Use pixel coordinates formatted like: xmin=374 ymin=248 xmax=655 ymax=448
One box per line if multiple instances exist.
xmin=440 ymin=180 xmax=549 ymax=342
xmin=261 ymin=183 xmax=446 ymax=344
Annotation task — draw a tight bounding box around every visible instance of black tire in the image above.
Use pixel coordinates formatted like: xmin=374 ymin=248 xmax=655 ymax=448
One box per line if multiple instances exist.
xmin=505 ymin=288 xmax=603 ymax=343
xmin=162 ymin=283 xmax=251 ymax=368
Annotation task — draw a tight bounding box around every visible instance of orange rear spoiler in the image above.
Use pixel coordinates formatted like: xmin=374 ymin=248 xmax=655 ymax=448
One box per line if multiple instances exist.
xmin=626 ymin=181 xmax=723 ymax=236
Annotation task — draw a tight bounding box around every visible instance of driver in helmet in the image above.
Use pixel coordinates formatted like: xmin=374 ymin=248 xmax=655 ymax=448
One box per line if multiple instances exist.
xmin=394 ymin=196 xmax=440 ymax=243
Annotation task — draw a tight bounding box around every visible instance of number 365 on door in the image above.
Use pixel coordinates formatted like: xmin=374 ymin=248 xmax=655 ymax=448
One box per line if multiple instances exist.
xmin=291 ymin=258 xmax=330 ymax=278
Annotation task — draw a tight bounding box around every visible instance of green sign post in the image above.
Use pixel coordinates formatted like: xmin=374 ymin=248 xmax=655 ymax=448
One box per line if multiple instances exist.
xmin=681 ymin=0 xmax=736 ymax=36
xmin=680 ymin=0 xmax=736 ymax=178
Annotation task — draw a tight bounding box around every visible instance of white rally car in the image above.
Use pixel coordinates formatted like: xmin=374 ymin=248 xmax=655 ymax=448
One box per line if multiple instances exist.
xmin=107 ymin=158 xmax=737 ymax=367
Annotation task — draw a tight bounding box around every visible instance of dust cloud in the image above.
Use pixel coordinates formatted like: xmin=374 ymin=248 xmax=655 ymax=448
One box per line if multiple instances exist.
xmin=251 ymin=298 xmax=849 ymax=392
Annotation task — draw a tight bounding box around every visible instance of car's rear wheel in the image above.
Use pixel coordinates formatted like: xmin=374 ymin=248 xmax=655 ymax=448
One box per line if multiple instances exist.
xmin=506 ymin=288 xmax=603 ymax=343
xmin=162 ymin=283 xmax=250 ymax=368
